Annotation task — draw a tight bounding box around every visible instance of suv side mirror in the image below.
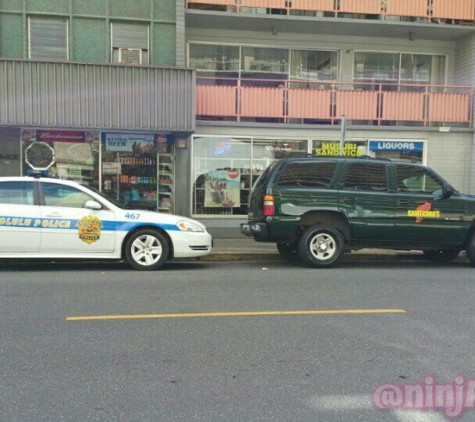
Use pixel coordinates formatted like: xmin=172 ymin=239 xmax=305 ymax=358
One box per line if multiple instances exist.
xmin=442 ymin=184 xmax=455 ymax=199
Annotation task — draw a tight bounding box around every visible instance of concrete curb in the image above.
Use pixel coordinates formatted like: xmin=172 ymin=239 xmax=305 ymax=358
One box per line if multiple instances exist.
xmin=201 ymin=252 xmax=416 ymax=262
xmin=200 ymin=251 xmax=469 ymax=263
xmin=200 ymin=252 xmax=282 ymax=261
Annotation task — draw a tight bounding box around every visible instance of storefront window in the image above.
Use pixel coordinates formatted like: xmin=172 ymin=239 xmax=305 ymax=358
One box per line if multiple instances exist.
xmin=193 ymin=137 xmax=251 ymax=215
xmin=0 ymin=128 xmax=21 ymax=176
xmin=101 ymin=133 xmax=174 ymax=212
xmin=192 ymin=136 xmax=308 ymax=216
xmin=21 ymin=129 xmax=100 ymax=187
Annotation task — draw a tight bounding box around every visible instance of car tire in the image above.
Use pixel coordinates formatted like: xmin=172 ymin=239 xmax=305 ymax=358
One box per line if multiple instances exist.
xmin=125 ymin=229 xmax=169 ymax=271
xmin=423 ymin=249 xmax=460 ymax=263
xmin=276 ymin=242 xmax=300 ymax=262
xmin=298 ymin=225 xmax=344 ymax=268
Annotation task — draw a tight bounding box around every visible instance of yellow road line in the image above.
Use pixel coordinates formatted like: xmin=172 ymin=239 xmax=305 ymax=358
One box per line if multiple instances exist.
xmin=66 ymin=309 xmax=406 ymax=321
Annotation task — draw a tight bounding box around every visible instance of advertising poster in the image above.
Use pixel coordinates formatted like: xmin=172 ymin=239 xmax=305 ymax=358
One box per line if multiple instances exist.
xmin=204 ymin=169 xmax=241 ymax=208
xmin=103 ymin=133 xmax=155 ymax=153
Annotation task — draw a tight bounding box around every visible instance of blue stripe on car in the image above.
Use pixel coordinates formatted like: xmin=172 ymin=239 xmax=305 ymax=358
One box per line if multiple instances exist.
xmin=0 ymin=216 xmax=180 ymax=231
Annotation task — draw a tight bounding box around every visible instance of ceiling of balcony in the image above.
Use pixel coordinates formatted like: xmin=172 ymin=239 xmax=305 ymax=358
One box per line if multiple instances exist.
xmin=186 ymin=10 xmax=475 ymax=42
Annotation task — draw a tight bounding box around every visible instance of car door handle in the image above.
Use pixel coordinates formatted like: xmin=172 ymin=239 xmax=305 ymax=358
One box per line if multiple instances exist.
xmin=344 ymin=197 xmax=357 ymax=204
xmin=45 ymin=212 xmax=62 ymax=217
xmin=398 ymin=200 xmax=409 ymax=206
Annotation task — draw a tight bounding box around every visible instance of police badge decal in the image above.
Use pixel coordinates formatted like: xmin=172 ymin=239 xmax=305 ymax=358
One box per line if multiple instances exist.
xmin=77 ymin=216 xmax=102 ymax=244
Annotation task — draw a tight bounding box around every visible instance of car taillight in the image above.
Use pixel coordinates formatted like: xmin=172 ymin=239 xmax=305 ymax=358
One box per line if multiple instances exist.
xmin=263 ymin=194 xmax=275 ymax=216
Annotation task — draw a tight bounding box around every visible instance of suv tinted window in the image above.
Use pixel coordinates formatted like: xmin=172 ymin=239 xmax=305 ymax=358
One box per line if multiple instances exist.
xmin=396 ymin=165 xmax=443 ymax=194
xmin=343 ymin=163 xmax=388 ymax=191
xmin=0 ymin=181 xmax=35 ymax=205
xmin=277 ymin=161 xmax=337 ymax=188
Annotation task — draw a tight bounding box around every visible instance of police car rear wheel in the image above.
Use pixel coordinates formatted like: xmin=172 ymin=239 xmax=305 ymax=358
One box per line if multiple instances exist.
xmin=125 ymin=229 xmax=169 ymax=271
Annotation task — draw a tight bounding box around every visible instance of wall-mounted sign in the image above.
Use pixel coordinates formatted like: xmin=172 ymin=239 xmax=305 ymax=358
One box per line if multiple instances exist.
xmin=21 ymin=130 xmax=99 ymax=144
xmin=103 ymin=133 xmax=156 ymax=153
xmin=315 ymin=141 xmax=364 ymax=157
xmin=369 ymin=140 xmax=424 ymax=152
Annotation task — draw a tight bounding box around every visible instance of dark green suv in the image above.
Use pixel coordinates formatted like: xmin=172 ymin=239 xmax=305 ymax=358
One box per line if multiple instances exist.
xmin=240 ymin=157 xmax=475 ymax=267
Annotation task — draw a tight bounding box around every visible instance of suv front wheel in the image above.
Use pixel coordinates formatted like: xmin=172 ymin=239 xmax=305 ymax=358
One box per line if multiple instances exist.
xmin=298 ymin=224 xmax=344 ymax=268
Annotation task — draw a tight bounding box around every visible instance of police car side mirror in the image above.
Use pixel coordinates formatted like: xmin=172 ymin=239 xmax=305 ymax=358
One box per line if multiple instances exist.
xmin=85 ymin=200 xmax=103 ymax=210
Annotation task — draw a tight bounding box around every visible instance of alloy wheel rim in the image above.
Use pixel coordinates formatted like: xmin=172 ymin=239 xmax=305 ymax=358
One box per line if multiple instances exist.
xmin=131 ymin=235 xmax=162 ymax=266
xmin=309 ymin=233 xmax=336 ymax=261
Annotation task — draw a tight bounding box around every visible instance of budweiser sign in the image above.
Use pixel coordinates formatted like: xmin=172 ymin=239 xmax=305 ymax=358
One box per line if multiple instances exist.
xmin=37 ymin=130 xmax=86 ymax=143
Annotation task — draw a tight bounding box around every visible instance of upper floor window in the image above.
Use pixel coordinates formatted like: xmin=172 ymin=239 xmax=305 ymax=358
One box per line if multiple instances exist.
xmin=291 ymin=50 xmax=338 ymax=81
xmin=111 ymin=23 xmax=149 ymax=65
xmin=353 ymin=52 xmax=446 ymax=90
xmin=28 ymin=17 xmax=68 ymax=60
xmin=189 ymin=44 xmax=240 ymax=76
xmin=189 ymin=43 xmax=338 ymax=85
xmin=241 ymin=47 xmax=288 ymax=78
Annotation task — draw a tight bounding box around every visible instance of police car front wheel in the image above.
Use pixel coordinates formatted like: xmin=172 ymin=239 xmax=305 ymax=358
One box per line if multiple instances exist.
xmin=125 ymin=229 xmax=169 ymax=271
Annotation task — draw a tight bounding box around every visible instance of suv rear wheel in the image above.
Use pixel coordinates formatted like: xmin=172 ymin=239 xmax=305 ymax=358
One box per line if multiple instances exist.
xmin=298 ymin=224 xmax=344 ymax=268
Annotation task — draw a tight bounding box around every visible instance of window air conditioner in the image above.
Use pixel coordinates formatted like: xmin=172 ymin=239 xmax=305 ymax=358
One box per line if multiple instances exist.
xmin=118 ymin=48 xmax=142 ymax=65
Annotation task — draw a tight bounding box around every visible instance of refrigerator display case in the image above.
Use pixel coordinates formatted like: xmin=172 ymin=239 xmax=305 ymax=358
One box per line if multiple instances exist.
xmin=101 ymin=134 xmax=175 ymax=212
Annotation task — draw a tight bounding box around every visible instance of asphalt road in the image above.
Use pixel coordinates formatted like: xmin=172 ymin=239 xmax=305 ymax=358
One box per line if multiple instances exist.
xmin=1 ymin=259 xmax=475 ymax=421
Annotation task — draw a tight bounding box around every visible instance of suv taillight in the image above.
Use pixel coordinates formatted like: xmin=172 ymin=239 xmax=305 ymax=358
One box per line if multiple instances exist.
xmin=263 ymin=194 xmax=275 ymax=216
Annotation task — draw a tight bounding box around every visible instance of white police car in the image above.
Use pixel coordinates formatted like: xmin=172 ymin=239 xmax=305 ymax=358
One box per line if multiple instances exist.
xmin=0 ymin=176 xmax=212 ymax=270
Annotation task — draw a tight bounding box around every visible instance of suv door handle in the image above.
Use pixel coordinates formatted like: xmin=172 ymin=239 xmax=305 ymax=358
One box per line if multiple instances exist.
xmin=398 ymin=200 xmax=409 ymax=206
xmin=344 ymin=197 xmax=357 ymax=204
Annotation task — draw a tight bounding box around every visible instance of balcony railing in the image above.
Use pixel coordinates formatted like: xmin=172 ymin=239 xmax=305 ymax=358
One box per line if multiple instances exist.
xmin=196 ymin=77 xmax=473 ymax=127
xmin=187 ymin=0 xmax=475 ymax=23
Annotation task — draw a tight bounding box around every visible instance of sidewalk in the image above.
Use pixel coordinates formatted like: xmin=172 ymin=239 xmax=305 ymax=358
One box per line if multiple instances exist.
xmin=200 ymin=237 xmax=448 ymax=262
